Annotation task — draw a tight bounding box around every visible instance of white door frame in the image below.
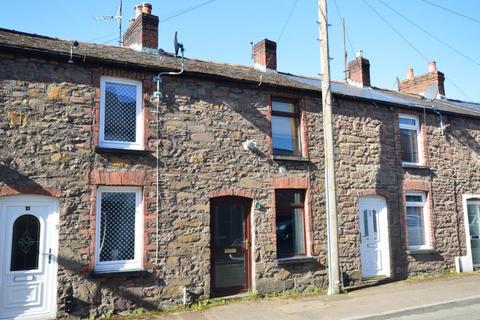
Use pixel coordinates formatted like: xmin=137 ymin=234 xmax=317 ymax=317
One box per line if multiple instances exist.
xmin=462 ymin=194 xmax=480 ymax=268
xmin=0 ymin=195 xmax=59 ymax=320
xmin=358 ymin=196 xmax=391 ymax=278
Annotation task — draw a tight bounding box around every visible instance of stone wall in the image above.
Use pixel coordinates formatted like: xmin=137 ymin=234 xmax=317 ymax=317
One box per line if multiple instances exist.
xmin=0 ymin=52 xmax=330 ymax=317
xmin=155 ymin=77 xmax=329 ymax=298
xmin=1 ymin=50 xmax=480 ymax=318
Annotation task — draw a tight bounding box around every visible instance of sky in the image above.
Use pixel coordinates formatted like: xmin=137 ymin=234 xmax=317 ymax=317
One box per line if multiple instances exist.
xmin=1 ymin=0 xmax=479 ymax=102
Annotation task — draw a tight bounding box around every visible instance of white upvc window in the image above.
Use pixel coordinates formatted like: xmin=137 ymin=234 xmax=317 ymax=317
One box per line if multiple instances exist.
xmin=99 ymin=76 xmax=144 ymax=150
xmin=95 ymin=186 xmax=143 ymax=273
xmin=405 ymin=192 xmax=431 ymax=250
xmin=399 ymin=114 xmax=421 ymax=165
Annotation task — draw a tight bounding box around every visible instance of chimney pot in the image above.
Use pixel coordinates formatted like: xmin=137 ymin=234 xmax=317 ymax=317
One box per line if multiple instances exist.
xmin=356 ymin=50 xmax=363 ymax=58
xmin=406 ymin=68 xmax=414 ymax=80
xmin=428 ymin=61 xmax=437 ymax=73
xmin=252 ymin=39 xmax=277 ymax=71
xmin=142 ymin=3 xmax=152 ymax=15
xmin=135 ymin=4 xmax=143 ymax=18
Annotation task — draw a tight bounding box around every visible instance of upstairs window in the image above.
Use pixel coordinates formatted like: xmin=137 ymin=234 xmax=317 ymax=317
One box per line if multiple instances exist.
xmin=271 ymin=100 xmax=302 ymax=156
xmin=399 ymin=114 xmax=420 ymax=164
xmin=275 ymin=189 xmax=306 ymax=257
xmin=99 ymin=77 xmax=143 ymax=150
xmin=405 ymin=192 xmax=430 ymax=250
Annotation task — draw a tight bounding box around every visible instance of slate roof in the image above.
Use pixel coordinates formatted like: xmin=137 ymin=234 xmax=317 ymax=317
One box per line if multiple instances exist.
xmin=285 ymin=74 xmax=480 ymax=117
xmin=1 ymin=27 xmax=479 ymax=118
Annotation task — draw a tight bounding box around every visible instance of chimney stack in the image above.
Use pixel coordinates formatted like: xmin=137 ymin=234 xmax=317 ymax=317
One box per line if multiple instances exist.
xmin=399 ymin=61 xmax=445 ymax=96
xmin=252 ymin=39 xmax=277 ymax=71
xmin=347 ymin=50 xmax=371 ymax=87
xmin=123 ymin=3 xmax=159 ymax=53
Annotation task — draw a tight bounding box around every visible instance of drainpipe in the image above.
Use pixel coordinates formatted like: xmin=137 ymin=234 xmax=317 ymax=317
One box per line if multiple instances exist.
xmin=182 ymin=287 xmax=188 ymax=306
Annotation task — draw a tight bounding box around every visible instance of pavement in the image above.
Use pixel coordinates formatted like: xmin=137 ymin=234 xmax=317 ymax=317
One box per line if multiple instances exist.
xmin=148 ymin=273 xmax=480 ymax=319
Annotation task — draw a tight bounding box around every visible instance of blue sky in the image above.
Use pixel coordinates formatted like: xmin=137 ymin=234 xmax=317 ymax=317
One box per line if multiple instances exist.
xmin=2 ymin=0 xmax=479 ymax=101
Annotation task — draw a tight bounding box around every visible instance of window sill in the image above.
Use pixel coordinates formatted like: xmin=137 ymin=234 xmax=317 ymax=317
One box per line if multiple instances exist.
xmin=277 ymin=256 xmax=316 ymax=265
xmin=401 ymin=163 xmax=430 ymax=170
xmin=272 ymin=155 xmax=310 ymax=162
xmin=90 ymin=269 xmax=149 ymax=278
xmin=406 ymin=248 xmax=436 ymax=255
xmin=95 ymin=145 xmax=149 ymax=155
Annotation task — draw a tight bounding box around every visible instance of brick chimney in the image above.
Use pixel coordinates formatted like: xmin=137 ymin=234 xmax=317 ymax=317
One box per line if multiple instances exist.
xmin=252 ymin=39 xmax=277 ymax=71
xmin=347 ymin=50 xmax=371 ymax=87
xmin=123 ymin=3 xmax=159 ymax=53
xmin=399 ymin=61 xmax=445 ymax=96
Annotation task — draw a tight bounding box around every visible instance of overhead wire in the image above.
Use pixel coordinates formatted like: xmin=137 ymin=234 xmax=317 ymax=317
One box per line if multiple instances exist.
xmin=377 ymin=0 xmax=480 ymax=69
xmin=160 ymin=0 xmax=218 ymax=23
xmin=419 ymin=0 xmax=480 ymax=25
xmin=259 ymin=0 xmax=299 ymax=85
xmin=94 ymin=0 xmax=220 ymax=44
xmin=262 ymin=0 xmax=298 ymax=67
xmin=332 ymin=0 xmax=355 ymax=56
xmin=360 ymin=0 xmax=472 ymax=101
xmin=360 ymin=0 xmax=428 ymax=61
xmin=88 ymin=31 xmax=119 ymax=43
xmin=100 ymin=38 xmax=119 ymax=45
xmin=276 ymin=0 xmax=300 ymax=44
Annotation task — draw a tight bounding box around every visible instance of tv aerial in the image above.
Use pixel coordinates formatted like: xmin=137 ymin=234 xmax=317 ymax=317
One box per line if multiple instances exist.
xmin=94 ymin=0 xmax=123 ymax=46
xmin=174 ymin=31 xmax=185 ymax=57
xmin=423 ymin=83 xmax=447 ymax=135
xmin=423 ymin=83 xmax=439 ymax=101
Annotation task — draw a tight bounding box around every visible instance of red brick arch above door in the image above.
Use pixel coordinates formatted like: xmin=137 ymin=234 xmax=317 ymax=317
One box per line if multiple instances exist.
xmin=0 ymin=187 xmax=61 ymax=198
xmin=272 ymin=177 xmax=308 ymax=189
xmin=356 ymin=189 xmax=390 ymax=199
xmin=208 ymin=189 xmax=255 ymax=199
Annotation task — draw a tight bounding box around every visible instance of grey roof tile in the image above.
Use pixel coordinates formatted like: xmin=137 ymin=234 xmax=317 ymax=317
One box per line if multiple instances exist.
xmin=1 ymin=27 xmax=479 ymax=117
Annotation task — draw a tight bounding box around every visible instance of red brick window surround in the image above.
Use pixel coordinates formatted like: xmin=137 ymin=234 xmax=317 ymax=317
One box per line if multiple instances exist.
xmin=94 ymin=186 xmax=143 ymax=273
xmin=99 ymin=76 xmax=144 ymax=150
xmin=271 ymin=98 xmax=303 ymax=157
xmin=86 ymin=171 xmax=152 ymax=273
xmin=272 ymin=177 xmax=312 ymax=258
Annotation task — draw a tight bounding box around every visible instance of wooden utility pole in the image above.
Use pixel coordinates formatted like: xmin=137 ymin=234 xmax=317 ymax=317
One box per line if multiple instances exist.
xmin=317 ymin=0 xmax=341 ymax=295
xmin=342 ymin=17 xmax=347 ymax=82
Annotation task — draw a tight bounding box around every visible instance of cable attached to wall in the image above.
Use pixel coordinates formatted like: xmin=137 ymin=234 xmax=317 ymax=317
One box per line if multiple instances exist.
xmin=153 ymin=35 xmax=185 ymax=266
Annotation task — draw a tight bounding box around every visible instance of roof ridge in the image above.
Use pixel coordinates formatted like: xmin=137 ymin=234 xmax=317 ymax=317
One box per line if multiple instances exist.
xmin=0 ymin=27 xmax=59 ymax=41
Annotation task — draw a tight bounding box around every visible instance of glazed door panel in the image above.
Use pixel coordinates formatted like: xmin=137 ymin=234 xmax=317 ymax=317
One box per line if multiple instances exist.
xmin=467 ymin=202 xmax=480 ymax=265
xmin=211 ymin=198 xmax=251 ymax=296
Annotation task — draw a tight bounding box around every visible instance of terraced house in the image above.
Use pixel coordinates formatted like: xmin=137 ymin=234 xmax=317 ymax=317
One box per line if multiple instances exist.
xmin=1 ymin=4 xmax=480 ymax=319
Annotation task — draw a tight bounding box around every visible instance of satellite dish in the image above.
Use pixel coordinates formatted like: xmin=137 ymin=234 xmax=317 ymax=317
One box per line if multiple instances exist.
xmin=423 ymin=84 xmax=438 ymax=100
xmin=174 ymin=31 xmax=184 ymax=57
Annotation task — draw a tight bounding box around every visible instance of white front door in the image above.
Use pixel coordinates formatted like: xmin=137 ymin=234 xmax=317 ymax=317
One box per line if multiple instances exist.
xmin=0 ymin=196 xmax=59 ymax=320
xmin=358 ymin=196 xmax=390 ymax=278
xmin=466 ymin=200 xmax=480 ymax=266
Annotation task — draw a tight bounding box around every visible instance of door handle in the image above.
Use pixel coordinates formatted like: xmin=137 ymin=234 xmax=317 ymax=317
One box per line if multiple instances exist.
xmin=43 ymin=248 xmax=52 ymax=264
xmin=244 ymin=239 xmax=250 ymax=250
xmin=472 ymin=236 xmax=480 ymax=239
